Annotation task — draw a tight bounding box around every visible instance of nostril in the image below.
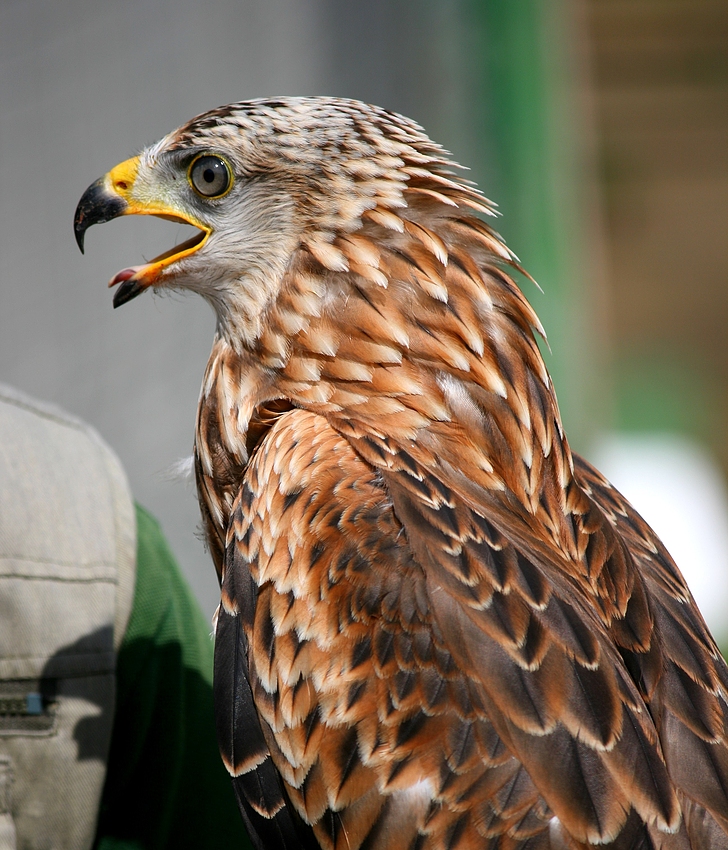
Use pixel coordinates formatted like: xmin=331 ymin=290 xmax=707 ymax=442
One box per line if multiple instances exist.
xmin=116 ymin=181 xmax=128 ymax=191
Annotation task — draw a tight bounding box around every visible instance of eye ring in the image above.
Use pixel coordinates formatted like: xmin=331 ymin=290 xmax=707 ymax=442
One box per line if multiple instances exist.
xmin=188 ymin=154 xmax=233 ymax=199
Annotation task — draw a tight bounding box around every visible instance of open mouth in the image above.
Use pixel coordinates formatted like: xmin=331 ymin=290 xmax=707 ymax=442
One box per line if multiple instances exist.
xmin=109 ymin=220 xmax=208 ymax=307
xmin=74 ymin=162 xmax=211 ymax=308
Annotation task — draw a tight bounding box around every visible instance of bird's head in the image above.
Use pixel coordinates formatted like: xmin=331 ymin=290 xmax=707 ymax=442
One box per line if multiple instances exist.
xmin=74 ymin=97 xmax=465 ymax=344
xmin=76 ymin=97 xmax=561 ymax=504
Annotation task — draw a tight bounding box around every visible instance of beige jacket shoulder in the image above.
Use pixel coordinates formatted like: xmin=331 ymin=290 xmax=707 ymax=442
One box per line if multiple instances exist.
xmin=0 ymin=385 xmax=136 ymax=850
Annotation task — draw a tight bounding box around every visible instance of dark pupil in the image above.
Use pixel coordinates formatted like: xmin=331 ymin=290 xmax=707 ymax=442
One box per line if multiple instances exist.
xmin=191 ymin=156 xmax=229 ymax=196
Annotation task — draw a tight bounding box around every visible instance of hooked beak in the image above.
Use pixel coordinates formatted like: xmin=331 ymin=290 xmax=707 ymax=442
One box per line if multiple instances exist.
xmin=74 ymin=176 xmax=128 ymax=254
xmin=74 ymin=155 xmax=209 ymax=308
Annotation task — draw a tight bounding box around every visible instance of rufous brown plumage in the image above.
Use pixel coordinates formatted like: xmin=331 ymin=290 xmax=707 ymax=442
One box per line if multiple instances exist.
xmin=75 ymin=97 xmax=728 ymax=849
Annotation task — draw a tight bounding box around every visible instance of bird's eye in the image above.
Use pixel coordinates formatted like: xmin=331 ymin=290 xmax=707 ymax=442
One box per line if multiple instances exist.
xmin=188 ymin=155 xmax=232 ymax=198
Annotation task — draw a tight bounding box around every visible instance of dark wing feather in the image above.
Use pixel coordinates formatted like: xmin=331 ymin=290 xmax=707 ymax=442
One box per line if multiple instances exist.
xmin=377 ymin=427 xmax=728 ymax=847
xmin=381 ymin=466 xmax=681 ymax=845
xmin=215 ymin=564 xmax=319 ymax=850
xmin=575 ymin=455 xmax=728 ymax=840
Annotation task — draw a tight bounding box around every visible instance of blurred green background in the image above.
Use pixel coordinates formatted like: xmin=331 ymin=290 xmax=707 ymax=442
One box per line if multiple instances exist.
xmin=476 ymin=0 xmax=728 ymax=462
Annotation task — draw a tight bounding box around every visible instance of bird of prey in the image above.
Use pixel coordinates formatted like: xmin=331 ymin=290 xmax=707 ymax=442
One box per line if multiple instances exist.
xmin=74 ymin=97 xmax=728 ymax=850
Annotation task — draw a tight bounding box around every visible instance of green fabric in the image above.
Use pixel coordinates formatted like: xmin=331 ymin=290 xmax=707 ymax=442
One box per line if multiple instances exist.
xmin=94 ymin=504 xmax=251 ymax=850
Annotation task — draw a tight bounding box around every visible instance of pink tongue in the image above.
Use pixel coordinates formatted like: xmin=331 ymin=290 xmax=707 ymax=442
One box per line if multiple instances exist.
xmin=109 ymin=265 xmax=146 ymax=288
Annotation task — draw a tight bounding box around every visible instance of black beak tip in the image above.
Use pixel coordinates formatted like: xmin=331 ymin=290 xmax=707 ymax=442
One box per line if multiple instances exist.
xmin=73 ymin=177 xmax=127 ymax=254
xmin=74 ymin=226 xmax=86 ymax=254
xmin=112 ymin=278 xmax=145 ymax=309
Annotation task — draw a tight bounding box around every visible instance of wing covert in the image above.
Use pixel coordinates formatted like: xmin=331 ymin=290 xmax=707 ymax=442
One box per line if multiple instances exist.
xmin=212 ymin=405 xmax=725 ymax=849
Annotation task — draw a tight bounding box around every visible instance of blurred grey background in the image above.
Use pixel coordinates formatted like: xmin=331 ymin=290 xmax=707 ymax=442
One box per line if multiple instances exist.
xmin=1 ymin=0 xmax=726 ymax=637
